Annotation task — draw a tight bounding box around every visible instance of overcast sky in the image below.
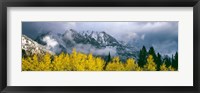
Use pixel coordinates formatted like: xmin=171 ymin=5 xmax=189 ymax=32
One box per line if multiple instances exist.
xmin=22 ymin=22 xmax=178 ymax=40
xmin=22 ymin=21 xmax=178 ymax=55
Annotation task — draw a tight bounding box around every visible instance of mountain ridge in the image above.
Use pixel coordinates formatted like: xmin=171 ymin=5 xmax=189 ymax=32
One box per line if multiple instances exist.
xmin=25 ymin=29 xmax=139 ymax=60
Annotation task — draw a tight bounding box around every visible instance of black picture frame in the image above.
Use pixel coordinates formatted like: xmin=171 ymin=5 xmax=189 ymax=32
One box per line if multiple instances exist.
xmin=0 ymin=0 xmax=199 ymax=93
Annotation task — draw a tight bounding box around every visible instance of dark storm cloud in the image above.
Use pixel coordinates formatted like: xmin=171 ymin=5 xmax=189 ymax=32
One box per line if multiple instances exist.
xmin=22 ymin=22 xmax=69 ymax=39
xmin=135 ymin=29 xmax=178 ymax=55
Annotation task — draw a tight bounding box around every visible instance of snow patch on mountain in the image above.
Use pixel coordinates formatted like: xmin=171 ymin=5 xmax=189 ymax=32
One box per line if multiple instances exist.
xmin=22 ymin=35 xmax=54 ymax=55
xmin=90 ymin=31 xmax=98 ymax=41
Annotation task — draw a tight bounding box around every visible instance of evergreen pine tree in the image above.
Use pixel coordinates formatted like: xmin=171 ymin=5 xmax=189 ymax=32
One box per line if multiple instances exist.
xmin=104 ymin=52 xmax=111 ymax=70
xmin=148 ymin=46 xmax=157 ymax=61
xmin=138 ymin=46 xmax=147 ymax=67
xmin=156 ymin=53 xmax=162 ymax=71
xmin=171 ymin=52 xmax=178 ymax=70
xmin=174 ymin=52 xmax=178 ymax=70
xmin=107 ymin=52 xmax=111 ymax=62
xmin=171 ymin=54 xmax=175 ymax=67
xmin=164 ymin=56 xmax=171 ymax=67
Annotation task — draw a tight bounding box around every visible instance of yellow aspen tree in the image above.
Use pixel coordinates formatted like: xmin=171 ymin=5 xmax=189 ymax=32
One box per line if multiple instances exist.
xmin=124 ymin=58 xmax=137 ymax=71
xmin=86 ymin=53 xmax=96 ymax=71
xmin=76 ymin=52 xmax=87 ymax=71
xmin=64 ymin=53 xmax=71 ymax=71
xmin=39 ymin=53 xmax=52 ymax=71
xmin=22 ymin=54 xmax=40 ymax=71
xmin=143 ymin=55 xmax=157 ymax=71
xmin=28 ymin=55 xmax=36 ymax=71
xmin=32 ymin=54 xmax=40 ymax=71
xmin=135 ymin=66 xmax=143 ymax=71
xmin=71 ymin=48 xmax=77 ymax=58
xmin=160 ymin=63 xmax=168 ymax=71
xmin=168 ymin=65 xmax=175 ymax=71
xmin=22 ymin=57 xmax=31 ymax=71
xmin=54 ymin=52 xmax=69 ymax=71
xmin=52 ymin=55 xmax=60 ymax=71
xmin=70 ymin=48 xmax=77 ymax=71
xmin=94 ymin=57 xmax=105 ymax=71
xmin=69 ymin=50 xmax=86 ymax=71
xmin=106 ymin=57 xmax=125 ymax=71
xmin=70 ymin=48 xmax=88 ymax=71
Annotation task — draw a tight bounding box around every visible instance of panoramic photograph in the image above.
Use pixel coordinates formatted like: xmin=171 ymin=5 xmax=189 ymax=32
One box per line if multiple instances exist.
xmin=22 ymin=22 xmax=178 ymax=71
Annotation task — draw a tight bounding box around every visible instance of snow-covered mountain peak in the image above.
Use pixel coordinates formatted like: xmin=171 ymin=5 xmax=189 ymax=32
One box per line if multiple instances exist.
xmin=81 ymin=30 xmax=91 ymax=36
xmin=89 ymin=31 xmax=99 ymax=40
xmin=63 ymin=29 xmax=77 ymax=36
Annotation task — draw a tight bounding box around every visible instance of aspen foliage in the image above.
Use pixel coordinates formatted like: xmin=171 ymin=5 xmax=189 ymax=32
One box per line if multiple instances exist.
xmin=22 ymin=48 xmax=105 ymax=71
xmin=124 ymin=58 xmax=140 ymax=71
xmin=160 ymin=63 xmax=176 ymax=71
xmin=105 ymin=57 xmax=125 ymax=71
xmin=52 ymin=52 xmax=69 ymax=71
xmin=160 ymin=63 xmax=168 ymax=71
xmin=22 ymin=48 xmax=177 ymax=71
xmin=143 ymin=55 xmax=157 ymax=71
xmin=39 ymin=53 xmax=52 ymax=71
xmin=168 ymin=66 xmax=175 ymax=71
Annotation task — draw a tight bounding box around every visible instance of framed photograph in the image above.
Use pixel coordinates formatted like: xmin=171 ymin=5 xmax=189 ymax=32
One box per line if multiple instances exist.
xmin=0 ymin=0 xmax=200 ymax=93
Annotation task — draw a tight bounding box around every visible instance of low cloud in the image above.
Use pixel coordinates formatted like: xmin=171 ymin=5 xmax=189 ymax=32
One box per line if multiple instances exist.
xmin=42 ymin=36 xmax=64 ymax=53
xmin=42 ymin=36 xmax=58 ymax=48
xmin=75 ymin=44 xmax=117 ymax=56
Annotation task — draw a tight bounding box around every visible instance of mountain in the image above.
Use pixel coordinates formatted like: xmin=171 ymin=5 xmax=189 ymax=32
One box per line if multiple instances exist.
xmin=33 ymin=29 xmax=139 ymax=60
xmin=84 ymin=31 xmax=120 ymax=46
xmin=22 ymin=35 xmax=54 ymax=56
